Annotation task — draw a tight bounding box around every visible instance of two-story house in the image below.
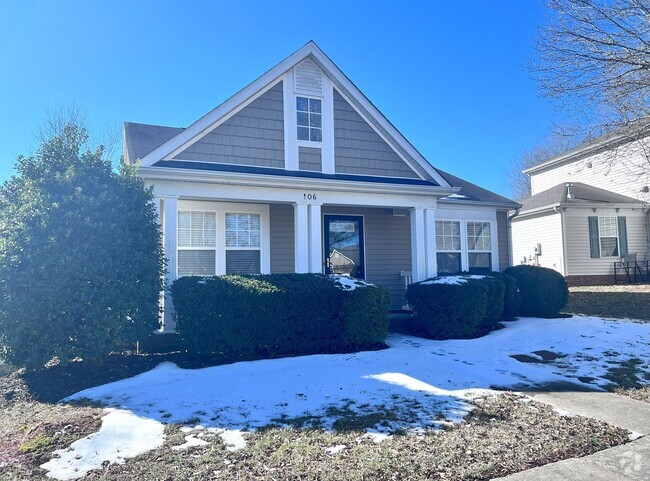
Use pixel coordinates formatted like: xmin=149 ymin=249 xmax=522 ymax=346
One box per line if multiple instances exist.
xmin=511 ymin=124 xmax=650 ymax=285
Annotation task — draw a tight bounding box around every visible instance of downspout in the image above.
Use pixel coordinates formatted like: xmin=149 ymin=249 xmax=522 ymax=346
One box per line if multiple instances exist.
xmin=554 ymin=206 xmax=568 ymax=276
xmin=507 ymin=208 xmax=521 ymax=267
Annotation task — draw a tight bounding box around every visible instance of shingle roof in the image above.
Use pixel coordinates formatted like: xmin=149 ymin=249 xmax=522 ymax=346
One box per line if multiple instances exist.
xmin=436 ymin=170 xmax=520 ymax=209
xmin=124 ymin=122 xmax=183 ymax=163
xmin=520 ymin=182 xmax=643 ymax=213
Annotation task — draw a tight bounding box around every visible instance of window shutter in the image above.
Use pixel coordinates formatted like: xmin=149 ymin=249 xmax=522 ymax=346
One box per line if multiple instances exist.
xmin=618 ymin=216 xmax=628 ymax=257
xmin=588 ymin=216 xmax=600 ymax=258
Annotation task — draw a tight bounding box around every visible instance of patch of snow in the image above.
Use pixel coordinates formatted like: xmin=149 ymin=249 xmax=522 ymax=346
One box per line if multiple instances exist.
xmin=171 ymin=434 xmax=209 ymax=451
xmin=441 ymin=193 xmax=470 ymax=200
xmin=421 ymin=275 xmax=486 ymax=285
xmin=40 ymin=409 xmax=164 ymax=480
xmin=207 ymin=428 xmax=247 ymax=451
xmin=48 ymin=316 xmax=648 ymax=479
xmin=324 ymin=444 xmax=347 ymax=454
xmin=328 ymin=274 xmax=372 ymax=291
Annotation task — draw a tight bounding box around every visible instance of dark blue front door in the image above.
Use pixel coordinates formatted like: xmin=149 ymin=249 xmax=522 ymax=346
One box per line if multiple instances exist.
xmin=324 ymin=215 xmax=365 ymax=279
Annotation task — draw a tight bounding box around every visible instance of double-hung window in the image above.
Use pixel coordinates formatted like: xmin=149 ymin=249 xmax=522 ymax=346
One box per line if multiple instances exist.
xmin=436 ymin=220 xmax=462 ymax=274
xmin=225 ymin=213 xmax=261 ymax=274
xmin=467 ymin=221 xmax=492 ymax=272
xmin=296 ymin=96 xmax=322 ymax=142
xmin=177 ymin=211 xmax=217 ymax=276
xmin=598 ymin=216 xmax=619 ymax=257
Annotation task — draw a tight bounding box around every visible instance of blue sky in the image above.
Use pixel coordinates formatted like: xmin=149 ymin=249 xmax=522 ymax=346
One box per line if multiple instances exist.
xmin=0 ymin=0 xmax=564 ymax=197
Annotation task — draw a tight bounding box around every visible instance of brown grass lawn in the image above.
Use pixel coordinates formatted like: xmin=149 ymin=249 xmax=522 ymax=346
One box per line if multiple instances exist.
xmin=564 ymin=284 xmax=650 ymax=321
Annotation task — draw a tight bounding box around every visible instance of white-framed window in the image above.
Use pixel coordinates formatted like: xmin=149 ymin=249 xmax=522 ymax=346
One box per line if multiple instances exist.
xmin=598 ymin=216 xmax=619 ymax=257
xmin=296 ymin=96 xmax=322 ymax=142
xmin=177 ymin=211 xmax=217 ymax=276
xmin=435 ymin=220 xmax=462 ymax=274
xmin=467 ymin=221 xmax=492 ymax=272
xmin=225 ymin=213 xmax=261 ymax=274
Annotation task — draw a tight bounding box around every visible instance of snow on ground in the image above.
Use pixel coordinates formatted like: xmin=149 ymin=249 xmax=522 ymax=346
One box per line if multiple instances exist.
xmin=43 ymin=316 xmax=650 ymax=479
xmin=40 ymin=409 xmax=164 ymax=480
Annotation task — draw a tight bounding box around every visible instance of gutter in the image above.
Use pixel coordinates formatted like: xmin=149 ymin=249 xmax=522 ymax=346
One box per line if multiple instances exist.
xmin=507 ymin=207 xmax=520 ymax=268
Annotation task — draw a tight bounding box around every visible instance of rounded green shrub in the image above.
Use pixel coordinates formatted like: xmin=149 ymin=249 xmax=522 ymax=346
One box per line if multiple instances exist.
xmin=503 ymin=265 xmax=568 ymax=318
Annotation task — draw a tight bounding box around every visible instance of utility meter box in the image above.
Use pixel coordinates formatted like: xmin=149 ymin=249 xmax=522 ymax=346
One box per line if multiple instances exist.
xmin=533 ymin=243 xmax=542 ymax=256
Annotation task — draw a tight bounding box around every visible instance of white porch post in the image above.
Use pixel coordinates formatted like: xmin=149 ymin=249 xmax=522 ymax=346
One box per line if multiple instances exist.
xmin=162 ymin=196 xmax=178 ymax=333
xmin=308 ymin=203 xmax=323 ymax=273
xmin=294 ymin=202 xmax=309 ymax=273
xmin=410 ymin=207 xmax=427 ymax=282
xmin=424 ymin=208 xmax=438 ymax=279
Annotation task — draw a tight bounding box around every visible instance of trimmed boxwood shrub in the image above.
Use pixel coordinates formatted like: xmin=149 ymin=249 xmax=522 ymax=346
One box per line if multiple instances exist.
xmin=171 ymin=274 xmax=390 ymax=358
xmin=503 ymin=265 xmax=568 ymax=318
xmin=406 ymin=276 xmax=489 ymax=339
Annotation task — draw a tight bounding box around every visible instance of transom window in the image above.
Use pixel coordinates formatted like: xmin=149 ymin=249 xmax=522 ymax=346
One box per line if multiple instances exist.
xmin=467 ymin=221 xmax=492 ymax=272
xmin=598 ymin=216 xmax=619 ymax=257
xmin=225 ymin=213 xmax=261 ymax=274
xmin=296 ymin=96 xmax=322 ymax=142
xmin=177 ymin=211 xmax=217 ymax=276
xmin=436 ymin=220 xmax=461 ymax=274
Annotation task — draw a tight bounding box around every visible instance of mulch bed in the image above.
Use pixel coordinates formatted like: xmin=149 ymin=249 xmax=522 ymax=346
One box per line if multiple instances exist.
xmin=564 ymin=285 xmax=650 ymax=321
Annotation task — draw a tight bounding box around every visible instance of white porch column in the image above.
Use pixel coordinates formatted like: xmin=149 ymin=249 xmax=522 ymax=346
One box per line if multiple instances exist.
xmin=410 ymin=207 xmax=427 ymax=282
xmin=294 ymin=202 xmax=309 ymax=273
xmin=424 ymin=208 xmax=438 ymax=279
xmin=308 ymin=203 xmax=323 ymax=273
xmin=162 ymin=196 xmax=178 ymax=333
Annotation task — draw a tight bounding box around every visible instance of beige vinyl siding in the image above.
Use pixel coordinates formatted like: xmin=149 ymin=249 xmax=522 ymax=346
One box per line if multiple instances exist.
xmin=563 ymin=208 xmax=647 ymax=276
xmin=322 ymin=206 xmax=411 ymax=309
xmin=269 ymin=204 xmax=294 ymax=273
xmin=530 ymin=141 xmax=649 ymax=200
xmin=496 ymin=210 xmax=510 ymax=269
xmin=174 ymin=82 xmax=284 ymax=168
xmin=511 ymin=212 xmax=564 ymax=274
xmin=333 ymin=90 xmax=419 ymax=179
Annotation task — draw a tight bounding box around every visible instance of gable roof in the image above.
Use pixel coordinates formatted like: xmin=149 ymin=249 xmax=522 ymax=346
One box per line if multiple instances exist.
xmin=133 ymin=41 xmax=450 ymax=187
xmin=523 ymin=119 xmax=650 ymax=175
xmin=520 ymin=182 xmax=643 ymax=214
xmin=436 ymin=170 xmax=520 ymax=209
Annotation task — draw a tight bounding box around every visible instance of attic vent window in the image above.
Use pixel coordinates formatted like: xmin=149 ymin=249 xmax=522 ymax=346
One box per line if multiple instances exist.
xmin=296 ymin=97 xmax=322 ymax=142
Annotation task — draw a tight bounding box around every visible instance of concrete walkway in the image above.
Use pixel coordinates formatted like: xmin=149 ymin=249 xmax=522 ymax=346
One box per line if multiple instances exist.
xmin=494 ymin=391 xmax=650 ymax=480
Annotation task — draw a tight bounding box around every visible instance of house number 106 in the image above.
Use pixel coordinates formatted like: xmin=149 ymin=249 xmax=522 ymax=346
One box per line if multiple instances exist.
xmin=303 ymin=193 xmax=317 ymax=201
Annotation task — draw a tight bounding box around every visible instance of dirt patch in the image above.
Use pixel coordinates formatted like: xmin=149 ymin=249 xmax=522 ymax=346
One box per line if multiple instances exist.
xmin=564 ymin=285 xmax=650 ymax=321
xmin=0 ymin=369 xmax=103 ymax=479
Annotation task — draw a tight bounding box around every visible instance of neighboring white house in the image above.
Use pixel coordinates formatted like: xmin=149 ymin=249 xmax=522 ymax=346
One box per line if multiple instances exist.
xmin=512 ymin=125 xmax=650 ymax=285
xmin=122 ymin=41 xmax=519 ymax=330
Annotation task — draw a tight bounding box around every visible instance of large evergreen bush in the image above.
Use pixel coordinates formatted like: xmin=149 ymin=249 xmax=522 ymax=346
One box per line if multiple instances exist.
xmin=0 ymin=125 xmax=164 ymax=368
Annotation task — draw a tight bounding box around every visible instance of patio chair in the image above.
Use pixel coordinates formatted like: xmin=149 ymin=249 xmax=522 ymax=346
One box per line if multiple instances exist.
xmin=614 ymin=253 xmax=646 ymax=284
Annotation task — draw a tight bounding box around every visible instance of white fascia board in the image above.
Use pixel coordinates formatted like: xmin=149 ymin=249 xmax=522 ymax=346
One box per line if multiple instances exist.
xmin=438 ymin=199 xmax=521 ymax=210
xmin=138 ymin=165 xmax=458 ymax=198
xmin=522 ymin=130 xmax=650 ymax=175
xmin=517 ymin=201 xmax=647 ymax=219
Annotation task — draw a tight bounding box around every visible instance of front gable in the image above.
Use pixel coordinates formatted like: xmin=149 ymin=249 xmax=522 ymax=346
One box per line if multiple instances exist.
xmin=136 ymin=42 xmax=451 ymax=188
